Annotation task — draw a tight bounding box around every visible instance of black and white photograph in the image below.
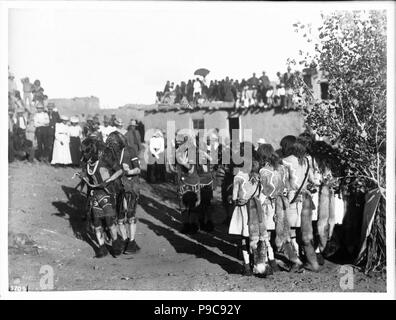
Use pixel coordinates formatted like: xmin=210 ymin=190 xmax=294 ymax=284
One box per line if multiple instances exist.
xmin=1 ymin=0 xmax=395 ymax=299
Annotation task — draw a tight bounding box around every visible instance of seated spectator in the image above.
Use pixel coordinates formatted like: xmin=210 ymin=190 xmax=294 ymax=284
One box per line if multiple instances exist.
xmin=14 ymin=91 xmax=27 ymax=114
xmin=278 ymin=83 xmax=286 ymax=108
xmin=13 ymin=127 xmax=34 ymax=162
xmin=25 ymin=113 xmax=36 ymax=162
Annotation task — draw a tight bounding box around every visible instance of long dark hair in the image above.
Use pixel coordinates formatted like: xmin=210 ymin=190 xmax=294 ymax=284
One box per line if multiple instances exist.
xmin=280 ymin=135 xmax=297 ymax=157
xmin=309 ymin=140 xmax=340 ymax=174
xmin=81 ymin=137 xmax=105 ymax=163
xmin=257 ymin=143 xmax=282 ymax=169
xmin=287 ymin=142 xmax=307 ymax=165
xmin=106 ymin=131 xmax=127 ymax=162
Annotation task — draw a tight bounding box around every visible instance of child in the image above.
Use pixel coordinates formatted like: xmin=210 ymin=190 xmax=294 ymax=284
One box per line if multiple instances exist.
xmin=228 ymin=142 xmax=260 ymax=276
xmin=282 ymin=138 xmax=320 ymax=271
xmin=256 ymin=143 xmax=289 ymax=273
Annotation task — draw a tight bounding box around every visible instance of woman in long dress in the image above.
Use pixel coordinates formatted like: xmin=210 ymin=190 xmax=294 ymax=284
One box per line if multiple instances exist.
xmin=69 ymin=116 xmax=83 ymax=166
xmin=51 ymin=115 xmax=72 ymax=166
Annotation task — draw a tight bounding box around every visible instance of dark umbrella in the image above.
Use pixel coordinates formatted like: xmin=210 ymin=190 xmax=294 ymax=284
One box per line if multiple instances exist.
xmin=194 ymin=68 xmax=210 ymax=78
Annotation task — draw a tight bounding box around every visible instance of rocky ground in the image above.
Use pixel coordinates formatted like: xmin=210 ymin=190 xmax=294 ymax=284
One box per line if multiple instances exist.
xmin=8 ymin=161 xmax=386 ymax=292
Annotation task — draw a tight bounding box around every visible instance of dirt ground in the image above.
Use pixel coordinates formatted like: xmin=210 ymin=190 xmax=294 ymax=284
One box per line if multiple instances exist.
xmin=8 ymin=161 xmax=386 ymax=292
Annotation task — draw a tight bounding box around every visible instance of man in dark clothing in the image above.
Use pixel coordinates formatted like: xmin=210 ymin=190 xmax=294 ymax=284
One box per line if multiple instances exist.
xmin=186 ymin=80 xmax=194 ymax=102
xmin=136 ymin=120 xmax=145 ymax=143
xmin=47 ymin=102 xmax=60 ymax=162
xmin=125 ymin=119 xmax=142 ymax=154
xmin=33 ymin=103 xmax=50 ymax=162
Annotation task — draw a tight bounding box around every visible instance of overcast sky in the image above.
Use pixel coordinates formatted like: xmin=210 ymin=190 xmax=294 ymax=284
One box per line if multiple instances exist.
xmin=8 ymin=2 xmax=336 ymax=107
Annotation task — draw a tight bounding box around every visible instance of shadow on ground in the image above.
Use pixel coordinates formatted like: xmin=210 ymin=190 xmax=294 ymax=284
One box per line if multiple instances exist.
xmin=51 ymin=185 xmax=101 ymax=257
xmin=139 ymin=193 xmax=242 ymax=274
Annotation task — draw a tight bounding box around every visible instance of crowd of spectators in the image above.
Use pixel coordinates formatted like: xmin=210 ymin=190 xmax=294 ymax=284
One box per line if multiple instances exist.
xmin=156 ymin=66 xmax=300 ymax=110
xmin=8 ymin=67 xmax=145 ymax=166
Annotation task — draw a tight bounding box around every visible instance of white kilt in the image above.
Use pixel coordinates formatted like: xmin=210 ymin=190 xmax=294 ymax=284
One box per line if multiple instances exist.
xmin=262 ymin=201 xmax=276 ymax=231
xmin=286 ymin=201 xmax=302 ymax=228
xmin=311 ymin=192 xmax=319 ymax=221
xmin=228 ymin=205 xmax=249 ymax=237
xmin=334 ymin=195 xmax=345 ymax=225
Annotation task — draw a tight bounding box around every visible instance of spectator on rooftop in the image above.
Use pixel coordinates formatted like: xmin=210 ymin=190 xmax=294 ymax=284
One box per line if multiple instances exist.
xmin=164 ymin=81 xmax=170 ymax=93
xmin=186 ymin=80 xmax=194 ymax=102
xmin=260 ymin=71 xmax=271 ymax=104
xmin=223 ymin=77 xmax=234 ymax=102
xmin=193 ymin=78 xmax=202 ymax=104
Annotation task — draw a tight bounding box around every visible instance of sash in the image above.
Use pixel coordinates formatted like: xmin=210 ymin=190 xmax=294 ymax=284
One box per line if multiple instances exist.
xmin=290 ymin=157 xmax=310 ymax=204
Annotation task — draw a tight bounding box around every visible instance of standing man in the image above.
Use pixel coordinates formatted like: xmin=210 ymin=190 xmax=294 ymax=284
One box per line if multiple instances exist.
xmin=283 ymin=66 xmax=295 ymax=109
xmin=260 ymin=71 xmax=271 ymax=105
xmin=33 ymin=103 xmax=50 ymax=162
xmin=247 ymin=73 xmax=259 ymax=105
xmin=125 ymin=119 xmax=142 ymax=154
xmin=47 ymin=102 xmax=60 ymax=162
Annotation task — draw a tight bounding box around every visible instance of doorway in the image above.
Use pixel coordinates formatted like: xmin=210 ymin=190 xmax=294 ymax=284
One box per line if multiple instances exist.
xmin=228 ymin=117 xmax=240 ymax=145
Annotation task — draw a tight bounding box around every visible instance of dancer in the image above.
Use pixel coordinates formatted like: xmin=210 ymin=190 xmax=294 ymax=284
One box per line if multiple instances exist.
xmin=79 ymin=137 xmax=124 ymax=258
xmin=107 ymin=131 xmax=142 ymax=254
xmin=256 ymin=143 xmax=289 ymax=273
xmin=228 ymin=142 xmax=260 ymax=276
xmin=282 ymin=137 xmax=320 ymax=271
